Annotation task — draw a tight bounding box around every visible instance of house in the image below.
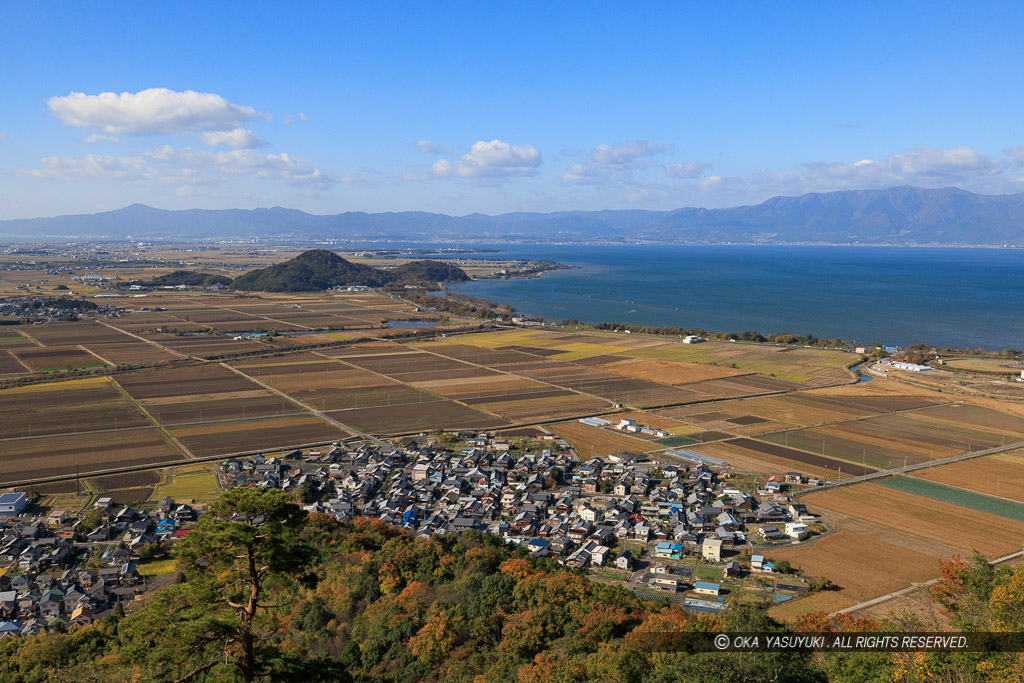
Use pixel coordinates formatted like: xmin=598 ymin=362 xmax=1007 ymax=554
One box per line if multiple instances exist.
xmin=723 ymin=561 xmax=741 ymax=577
xmin=654 ymin=541 xmax=683 ymax=560
xmin=701 ymin=538 xmax=723 ymax=562
xmin=785 ymin=522 xmax=808 ymax=539
xmin=652 ymin=576 xmax=679 ymax=592
xmin=784 ymin=472 xmax=803 ymax=485
xmin=789 ymin=503 xmax=811 ymax=520
xmin=0 ymin=493 xmax=28 ymax=518
xmin=758 ymin=526 xmax=787 ymax=542
xmin=614 ymin=552 xmax=632 ymax=571
xmin=693 ymin=581 xmax=721 ymax=596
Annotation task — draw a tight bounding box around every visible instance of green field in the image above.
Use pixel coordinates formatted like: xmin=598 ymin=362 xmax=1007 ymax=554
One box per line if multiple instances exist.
xmin=878 ymin=476 xmax=1024 ymax=523
xmin=656 ymin=435 xmax=698 ymax=447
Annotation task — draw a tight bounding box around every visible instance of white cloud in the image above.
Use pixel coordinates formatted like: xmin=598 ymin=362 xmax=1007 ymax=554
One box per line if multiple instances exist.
xmin=1005 ymin=146 xmax=1024 ymax=168
xmin=589 ymin=140 xmax=665 ymax=166
xmin=562 ymin=139 xmax=697 ymax=185
xmin=431 ymin=139 xmax=541 ymax=178
xmin=283 ymin=112 xmax=310 ymax=125
xmin=682 ymin=145 xmax=1014 ymax=207
xmin=19 ymin=145 xmax=333 ymax=190
xmin=199 ymin=127 xmax=266 ymax=149
xmin=83 ymin=133 xmax=120 ymax=144
xmin=47 ymin=88 xmax=269 ymax=135
xmin=417 ymin=139 xmax=454 ymax=155
xmin=665 ymin=161 xmax=712 ymax=179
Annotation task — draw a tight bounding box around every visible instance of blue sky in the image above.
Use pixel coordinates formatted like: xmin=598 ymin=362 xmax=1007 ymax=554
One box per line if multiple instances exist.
xmin=2 ymin=1 xmax=1023 ymax=219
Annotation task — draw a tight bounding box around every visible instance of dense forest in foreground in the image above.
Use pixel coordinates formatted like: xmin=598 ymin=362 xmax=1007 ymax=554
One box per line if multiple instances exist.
xmin=3 ymin=489 xmax=1022 ymax=682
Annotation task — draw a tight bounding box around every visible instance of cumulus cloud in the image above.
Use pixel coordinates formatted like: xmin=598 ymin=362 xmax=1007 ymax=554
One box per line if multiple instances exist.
xmin=47 ymin=88 xmax=269 ymax=135
xmin=431 ymin=139 xmax=541 ymax=178
xmin=665 ymin=161 xmax=712 ymax=179
xmin=417 ymin=139 xmax=454 ymax=155
xmin=19 ymin=145 xmax=333 ymax=190
xmin=199 ymin=127 xmax=266 ymax=149
xmin=83 ymin=133 xmax=120 ymax=144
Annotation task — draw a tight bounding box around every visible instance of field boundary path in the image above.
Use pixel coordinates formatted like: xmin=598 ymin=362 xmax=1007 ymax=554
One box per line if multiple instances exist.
xmin=219 ymin=362 xmax=390 ymax=448
xmin=108 ymin=377 xmax=196 ymax=460
xmin=831 ymin=548 xmax=1024 ymax=616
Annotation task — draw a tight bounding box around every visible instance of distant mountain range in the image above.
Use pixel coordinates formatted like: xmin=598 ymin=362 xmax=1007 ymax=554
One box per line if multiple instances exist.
xmin=5 ymin=186 xmax=1024 ymax=245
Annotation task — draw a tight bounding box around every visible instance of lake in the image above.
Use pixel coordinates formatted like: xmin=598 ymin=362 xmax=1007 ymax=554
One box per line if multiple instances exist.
xmin=437 ymin=245 xmax=1024 ymax=350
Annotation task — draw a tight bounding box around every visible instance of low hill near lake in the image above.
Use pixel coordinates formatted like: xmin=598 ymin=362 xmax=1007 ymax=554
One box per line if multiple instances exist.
xmin=146 ymin=270 xmax=233 ymax=287
xmin=229 ymin=249 xmax=469 ymax=292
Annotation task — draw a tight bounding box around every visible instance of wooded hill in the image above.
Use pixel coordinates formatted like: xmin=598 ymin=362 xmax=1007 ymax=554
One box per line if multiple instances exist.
xmin=145 ymin=270 xmax=233 ymax=287
xmin=228 ymin=249 xmax=469 ymax=292
xmin=1 ymin=488 xmax=1020 ymax=682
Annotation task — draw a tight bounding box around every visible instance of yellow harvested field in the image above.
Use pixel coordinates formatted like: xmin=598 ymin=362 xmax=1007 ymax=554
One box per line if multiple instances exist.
xmin=0 ymin=375 xmax=108 ymax=394
xmin=596 ymin=358 xmax=751 ymax=385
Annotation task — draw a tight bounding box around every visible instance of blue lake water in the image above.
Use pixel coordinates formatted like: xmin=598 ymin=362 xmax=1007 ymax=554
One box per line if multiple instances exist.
xmin=433 ymin=245 xmax=1024 ymax=350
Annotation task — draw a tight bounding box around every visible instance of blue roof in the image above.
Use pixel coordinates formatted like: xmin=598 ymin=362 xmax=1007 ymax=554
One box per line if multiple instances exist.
xmin=0 ymin=493 xmax=26 ymax=504
xmin=694 ymin=581 xmax=720 ymax=590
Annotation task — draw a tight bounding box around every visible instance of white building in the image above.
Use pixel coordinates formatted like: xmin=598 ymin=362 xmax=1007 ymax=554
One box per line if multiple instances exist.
xmin=891 ymin=361 xmax=931 ymax=372
xmin=785 ymin=522 xmax=809 ymax=539
xmin=0 ymin=492 xmax=28 ymax=517
xmin=681 ymin=335 xmax=703 ymax=344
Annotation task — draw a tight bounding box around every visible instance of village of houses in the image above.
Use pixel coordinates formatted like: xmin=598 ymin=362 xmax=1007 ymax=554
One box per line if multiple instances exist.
xmin=0 ymin=416 xmax=824 ymax=639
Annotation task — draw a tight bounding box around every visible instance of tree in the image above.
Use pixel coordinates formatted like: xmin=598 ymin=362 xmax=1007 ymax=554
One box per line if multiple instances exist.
xmin=122 ymin=488 xmax=312 ymax=682
xmin=80 ymin=509 xmax=102 ymax=530
xmin=774 ymin=560 xmax=792 ymax=574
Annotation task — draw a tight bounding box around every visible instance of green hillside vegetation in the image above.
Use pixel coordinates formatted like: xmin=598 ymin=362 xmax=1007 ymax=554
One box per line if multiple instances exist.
xmin=229 ymin=250 xmax=469 ymax=292
xmin=3 ymin=488 xmax=1021 ymax=682
xmin=389 ymin=259 xmax=470 ymax=284
xmin=147 ymin=270 xmax=234 ymax=287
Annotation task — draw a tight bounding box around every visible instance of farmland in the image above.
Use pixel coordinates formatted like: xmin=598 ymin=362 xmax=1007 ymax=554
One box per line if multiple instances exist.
xmin=170 ymin=415 xmax=351 ymax=457
xmin=911 ymin=448 xmax=1024 ymax=502
xmin=11 ymin=345 xmax=108 ymax=372
xmin=770 ymin=480 xmax=1024 ymax=617
xmin=549 ymin=420 xmax=659 ymax=458
xmin=326 ymin=401 xmax=506 ymax=434
xmin=0 ymin=377 xmax=151 ymax=439
xmin=0 ymin=427 xmax=185 ymax=485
